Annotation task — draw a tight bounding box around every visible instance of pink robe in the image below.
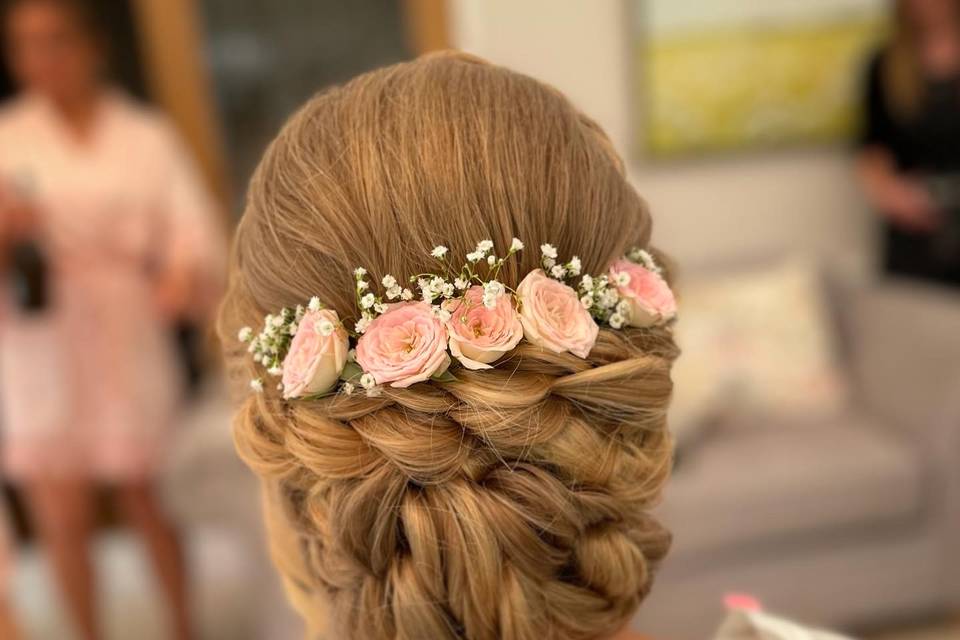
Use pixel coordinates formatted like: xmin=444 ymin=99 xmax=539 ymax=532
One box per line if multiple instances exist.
xmin=0 ymin=91 xmax=222 ymax=481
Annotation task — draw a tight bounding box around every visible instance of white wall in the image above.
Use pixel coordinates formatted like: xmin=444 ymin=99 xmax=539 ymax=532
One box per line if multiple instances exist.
xmin=448 ymin=0 xmax=876 ymax=277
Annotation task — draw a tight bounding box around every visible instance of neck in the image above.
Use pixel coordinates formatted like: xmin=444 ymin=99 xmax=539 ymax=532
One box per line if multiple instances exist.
xmin=49 ymin=88 xmax=102 ymax=139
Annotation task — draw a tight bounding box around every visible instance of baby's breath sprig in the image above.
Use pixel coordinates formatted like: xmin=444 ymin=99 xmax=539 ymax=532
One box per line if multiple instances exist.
xmin=577 ymin=273 xmax=629 ymax=327
xmin=353 ymin=267 xmax=390 ymax=334
xmin=627 ymin=247 xmax=662 ymax=275
xmin=238 ymin=303 xmax=307 ymax=392
xmin=540 ymin=244 xmax=583 ymax=282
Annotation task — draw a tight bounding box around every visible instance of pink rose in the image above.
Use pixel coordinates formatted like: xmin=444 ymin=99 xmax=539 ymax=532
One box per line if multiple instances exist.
xmin=282 ymin=309 xmax=349 ymax=398
xmin=517 ymin=269 xmax=598 ymax=358
xmin=609 ymin=259 xmax=677 ymax=327
xmin=444 ymin=286 xmax=523 ymax=370
xmin=355 ymin=302 xmax=451 ymax=388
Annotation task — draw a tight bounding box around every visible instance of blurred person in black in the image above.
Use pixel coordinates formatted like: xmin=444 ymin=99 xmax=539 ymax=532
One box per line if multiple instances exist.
xmin=856 ymin=0 xmax=960 ymax=287
xmin=0 ymin=0 xmax=222 ymax=638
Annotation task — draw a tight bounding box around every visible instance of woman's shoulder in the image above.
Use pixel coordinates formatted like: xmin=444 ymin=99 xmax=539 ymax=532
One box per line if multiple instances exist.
xmin=0 ymin=94 xmax=40 ymax=137
xmin=104 ymin=90 xmax=182 ymax=149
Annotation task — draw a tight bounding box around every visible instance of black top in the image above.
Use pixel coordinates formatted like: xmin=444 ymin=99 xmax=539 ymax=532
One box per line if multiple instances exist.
xmin=859 ymin=49 xmax=960 ymax=173
xmin=858 ymin=48 xmax=960 ymax=286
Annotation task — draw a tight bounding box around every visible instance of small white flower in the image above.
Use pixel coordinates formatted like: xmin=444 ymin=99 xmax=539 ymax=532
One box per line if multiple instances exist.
xmin=342 ymin=382 xmax=355 ymax=395
xmin=360 ymin=293 xmax=376 ymax=309
xmin=386 ymin=285 xmax=402 ymax=300
xmin=356 ymin=280 xmax=369 ymax=291
xmin=267 ymin=366 xmax=283 ymax=377
xmin=354 ymin=267 xmax=367 ymax=277
xmin=366 ymin=386 xmax=382 ymax=398
xmin=374 ymin=302 xmax=388 ymax=314
xmin=542 ymin=257 xmax=556 ymax=269
xmin=360 ymin=373 xmax=376 ymax=390
xmin=441 ymin=283 xmax=455 ymax=298
xmin=551 ymin=264 xmax=566 ymax=279
xmin=314 ymin=319 xmax=335 ymax=336
xmin=540 ymin=243 xmax=558 ymax=259
xmin=238 ymin=327 xmax=253 ymax=342
xmin=250 ymin=378 xmax=264 ymax=393
xmin=400 ymin=288 xmax=414 ymax=301
xmin=431 ymin=245 xmax=449 ymax=259
xmin=568 ymin=256 xmax=582 ymax=276
xmin=635 ymin=248 xmax=659 ymax=272
xmin=484 ymin=280 xmax=505 ymax=298
xmin=432 ymin=306 xmax=452 ymax=322
xmin=466 ymin=250 xmax=483 ymax=263
xmin=308 ymin=296 xmax=322 ymax=312
xmin=510 ymin=237 xmax=524 ymax=252
xmin=288 ymin=324 xmax=298 ymax=336
xmin=382 ymin=275 xmax=397 ymax=289
xmin=476 ymin=239 xmax=494 ymax=253
xmin=347 ymin=348 xmax=357 ymax=362
xmin=270 ymin=315 xmax=285 ymax=328
xmin=609 ymin=313 xmax=625 ymax=329
xmin=614 ymin=271 xmax=631 ymax=287
xmin=487 ymin=255 xmax=496 ymax=266
xmin=482 ymin=294 xmax=497 ymax=309
xmin=580 ymin=274 xmax=594 ymax=290
xmin=616 ymin=299 xmax=632 ymax=316
xmin=601 ymin=288 xmax=620 ymax=308
xmin=260 ymin=355 xmax=272 ymax=365
xmin=355 ymin=316 xmax=372 ymax=334
xmin=454 ymin=277 xmax=469 ymax=290
xmin=580 ymin=294 xmax=593 ymax=309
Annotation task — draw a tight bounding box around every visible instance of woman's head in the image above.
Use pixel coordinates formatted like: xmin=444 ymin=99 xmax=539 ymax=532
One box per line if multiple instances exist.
xmin=885 ymin=0 xmax=960 ymax=117
xmin=220 ymin=52 xmax=677 ymax=640
xmin=3 ymin=0 xmax=103 ymax=102
xmin=897 ymin=0 xmax=960 ymax=31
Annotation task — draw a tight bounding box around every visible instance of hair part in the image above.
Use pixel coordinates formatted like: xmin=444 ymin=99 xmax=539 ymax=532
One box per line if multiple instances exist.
xmin=219 ymin=52 xmax=678 ymax=640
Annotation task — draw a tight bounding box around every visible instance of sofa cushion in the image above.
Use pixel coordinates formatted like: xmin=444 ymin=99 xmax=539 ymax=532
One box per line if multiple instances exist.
xmin=658 ymin=412 xmax=924 ymax=569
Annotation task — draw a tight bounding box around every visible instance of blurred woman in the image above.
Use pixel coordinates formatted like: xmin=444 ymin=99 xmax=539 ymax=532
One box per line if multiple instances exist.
xmin=856 ymin=0 xmax=960 ymax=286
xmin=0 ymin=0 xmax=223 ymax=638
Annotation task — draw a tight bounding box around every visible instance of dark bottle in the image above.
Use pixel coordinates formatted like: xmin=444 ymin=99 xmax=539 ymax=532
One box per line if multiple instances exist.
xmin=9 ymin=239 xmax=48 ymax=312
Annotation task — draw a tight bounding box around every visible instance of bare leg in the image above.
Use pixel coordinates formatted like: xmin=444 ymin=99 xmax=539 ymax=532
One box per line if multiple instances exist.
xmin=116 ymin=482 xmax=192 ymax=640
xmin=0 ymin=597 xmax=21 ymax=640
xmin=24 ymin=479 xmax=98 ymax=640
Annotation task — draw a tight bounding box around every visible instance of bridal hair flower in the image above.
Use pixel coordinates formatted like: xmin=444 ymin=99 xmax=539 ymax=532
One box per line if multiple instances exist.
xmin=239 ymin=238 xmax=677 ymax=399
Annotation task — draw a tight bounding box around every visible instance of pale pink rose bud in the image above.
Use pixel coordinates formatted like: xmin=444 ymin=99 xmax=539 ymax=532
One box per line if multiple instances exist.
xmin=281 ymin=309 xmax=349 ymax=398
xmin=608 ymin=258 xmax=677 ymax=327
xmin=355 ymin=302 xmax=451 ymax=388
xmin=517 ymin=269 xmax=598 ymax=359
xmin=444 ymin=286 xmax=524 ymax=370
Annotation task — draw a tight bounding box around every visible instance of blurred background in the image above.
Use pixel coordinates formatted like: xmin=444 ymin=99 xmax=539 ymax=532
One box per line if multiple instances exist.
xmin=0 ymin=1 xmax=958 ymax=639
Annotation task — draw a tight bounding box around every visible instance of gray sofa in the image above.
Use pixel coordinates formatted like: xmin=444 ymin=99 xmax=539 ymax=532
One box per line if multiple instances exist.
xmin=634 ymin=280 xmax=960 ymax=639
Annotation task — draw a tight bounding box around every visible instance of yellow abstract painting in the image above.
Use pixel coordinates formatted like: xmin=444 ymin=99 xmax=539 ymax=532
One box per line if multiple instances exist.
xmin=640 ymin=1 xmax=888 ymax=157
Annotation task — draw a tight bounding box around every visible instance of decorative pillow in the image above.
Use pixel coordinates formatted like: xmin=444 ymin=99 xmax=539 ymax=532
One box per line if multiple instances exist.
xmin=669 ymin=257 xmax=848 ymax=448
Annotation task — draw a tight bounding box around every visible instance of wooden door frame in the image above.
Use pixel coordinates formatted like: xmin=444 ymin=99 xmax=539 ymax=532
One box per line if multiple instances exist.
xmin=130 ymin=0 xmax=231 ymax=213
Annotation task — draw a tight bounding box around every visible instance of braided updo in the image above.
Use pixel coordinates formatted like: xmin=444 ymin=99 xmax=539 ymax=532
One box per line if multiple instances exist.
xmin=218 ymin=52 xmax=678 ymax=640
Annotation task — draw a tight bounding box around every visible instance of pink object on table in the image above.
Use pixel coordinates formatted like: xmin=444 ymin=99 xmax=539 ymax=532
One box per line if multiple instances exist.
xmin=724 ymin=593 xmax=763 ymax=612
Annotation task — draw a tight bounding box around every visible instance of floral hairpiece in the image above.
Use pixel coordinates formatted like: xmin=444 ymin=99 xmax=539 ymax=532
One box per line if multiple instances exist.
xmin=240 ymin=239 xmax=677 ymax=399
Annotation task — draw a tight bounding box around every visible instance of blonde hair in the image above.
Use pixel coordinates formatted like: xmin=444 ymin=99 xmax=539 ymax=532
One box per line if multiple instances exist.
xmin=218 ymin=52 xmax=678 ymax=640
